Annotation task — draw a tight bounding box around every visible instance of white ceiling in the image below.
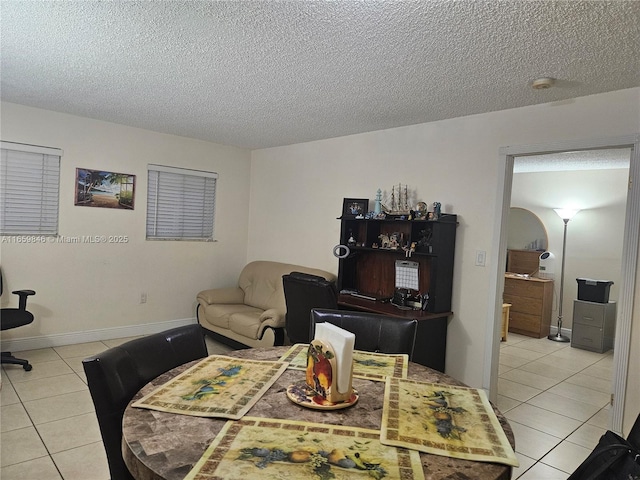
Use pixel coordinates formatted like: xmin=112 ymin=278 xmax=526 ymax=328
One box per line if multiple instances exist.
xmin=1 ymin=1 xmax=639 ymax=150
xmin=514 ymin=148 xmax=632 ymax=173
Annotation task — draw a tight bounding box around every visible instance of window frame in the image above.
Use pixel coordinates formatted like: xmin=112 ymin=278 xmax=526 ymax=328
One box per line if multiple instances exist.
xmin=0 ymin=141 xmax=62 ymax=236
xmin=146 ymin=164 xmax=218 ymax=241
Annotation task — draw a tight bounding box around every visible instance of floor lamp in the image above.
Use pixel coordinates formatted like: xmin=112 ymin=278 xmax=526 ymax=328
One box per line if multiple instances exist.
xmin=548 ymin=208 xmax=580 ymax=342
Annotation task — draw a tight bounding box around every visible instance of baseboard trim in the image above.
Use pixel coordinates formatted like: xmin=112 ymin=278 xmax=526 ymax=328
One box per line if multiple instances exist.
xmin=549 ymin=325 xmax=572 ymax=340
xmin=0 ymin=318 xmax=196 ymax=352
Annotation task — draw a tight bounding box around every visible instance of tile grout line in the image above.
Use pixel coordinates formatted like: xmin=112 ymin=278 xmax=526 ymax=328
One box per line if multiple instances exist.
xmin=2 ymin=346 xmax=103 ymax=479
xmin=501 ymin=336 xmax=613 ymax=478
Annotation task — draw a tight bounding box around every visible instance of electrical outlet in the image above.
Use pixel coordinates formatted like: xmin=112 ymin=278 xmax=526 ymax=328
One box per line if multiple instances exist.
xmin=140 ymin=292 xmax=147 ymax=304
xmin=475 ymin=250 xmax=486 ymax=266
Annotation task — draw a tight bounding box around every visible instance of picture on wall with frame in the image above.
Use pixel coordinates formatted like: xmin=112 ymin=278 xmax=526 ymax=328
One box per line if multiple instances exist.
xmin=342 ymin=198 xmax=368 ymax=218
xmin=75 ymin=168 xmax=136 ymax=209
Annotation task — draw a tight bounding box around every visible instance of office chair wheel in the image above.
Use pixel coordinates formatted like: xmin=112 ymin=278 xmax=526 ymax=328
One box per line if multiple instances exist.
xmin=23 ymin=363 xmax=32 ymax=371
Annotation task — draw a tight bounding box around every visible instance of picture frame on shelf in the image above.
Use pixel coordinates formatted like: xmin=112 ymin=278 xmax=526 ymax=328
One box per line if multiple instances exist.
xmin=342 ymin=198 xmax=368 ymax=218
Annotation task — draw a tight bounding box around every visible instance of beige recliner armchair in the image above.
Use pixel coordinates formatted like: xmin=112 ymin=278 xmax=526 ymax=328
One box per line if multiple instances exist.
xmin=196 ymin=261 xmax=336 ymax=348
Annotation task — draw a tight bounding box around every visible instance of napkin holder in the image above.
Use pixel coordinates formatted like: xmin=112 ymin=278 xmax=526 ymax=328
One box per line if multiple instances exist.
xmin=305 ymin=339 xmax=354 ymax=404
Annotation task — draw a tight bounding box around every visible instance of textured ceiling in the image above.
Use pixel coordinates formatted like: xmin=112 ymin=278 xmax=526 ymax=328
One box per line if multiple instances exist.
xmin=1 ymin=1 xmax=639 ymax=150
xmin=514 ymin=148 xmax=632 ymax=173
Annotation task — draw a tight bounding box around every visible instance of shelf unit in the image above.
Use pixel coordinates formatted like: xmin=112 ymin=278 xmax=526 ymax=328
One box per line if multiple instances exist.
xmin=337 ymin=214 xmax=457 ymax=313
xmin=335 ymin=213 xmax=457 ymax=372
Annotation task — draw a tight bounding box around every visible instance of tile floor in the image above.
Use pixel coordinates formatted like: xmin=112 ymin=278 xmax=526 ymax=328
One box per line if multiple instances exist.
xmin=498 ymin=332 xmax=613 ymax=479
xmin=1 ymin=332 xmax=612 ymax=479
xmin=0 ymin=335 xmax=233 ymax=480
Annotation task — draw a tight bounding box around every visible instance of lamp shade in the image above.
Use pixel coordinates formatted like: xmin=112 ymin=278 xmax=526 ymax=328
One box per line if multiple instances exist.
xmin=554 ymin=208 xmax=580 ymax=220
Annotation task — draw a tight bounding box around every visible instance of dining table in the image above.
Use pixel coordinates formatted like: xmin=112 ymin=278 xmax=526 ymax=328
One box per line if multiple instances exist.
xmin=122 ymin=346 xmax=515 ymax=480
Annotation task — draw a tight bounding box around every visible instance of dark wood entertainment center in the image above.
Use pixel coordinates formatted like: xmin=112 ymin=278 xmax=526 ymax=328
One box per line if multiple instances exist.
xmin=336 ymin=213 xmax=457 ymax=372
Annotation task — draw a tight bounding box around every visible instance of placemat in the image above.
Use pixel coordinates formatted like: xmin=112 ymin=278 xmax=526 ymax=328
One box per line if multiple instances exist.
xmin=280 ymin=343 xmax=408 ymax=381
xmin=185 ymin=416 xmax=425 ymax=480
xmin=132 ymin=355 xmax=287 ymax=419
xmin=380 ymin=377 xmax=519 ymax=467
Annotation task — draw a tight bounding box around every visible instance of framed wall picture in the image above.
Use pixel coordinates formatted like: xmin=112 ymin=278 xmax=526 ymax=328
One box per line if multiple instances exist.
xmin=75 ymin=168 xmax=136 ymax=209
xmin=342 ymin=198 xmax=368 ymax=218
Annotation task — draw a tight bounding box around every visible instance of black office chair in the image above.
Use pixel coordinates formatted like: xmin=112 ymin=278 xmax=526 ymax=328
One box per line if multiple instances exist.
xmin=82 ymin=324 xmax=208 ymax=480
xmin=311 ymin=308 xmax=417 ymax=359
xmin=283 ymin=272 xmax=338 ymax=344
xmin=1 ymin=268 xmax=36 ymax=371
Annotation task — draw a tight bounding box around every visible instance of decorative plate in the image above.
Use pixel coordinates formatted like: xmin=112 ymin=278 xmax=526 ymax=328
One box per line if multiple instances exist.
xmin=286 ymin=383 xmax=359 ymax=411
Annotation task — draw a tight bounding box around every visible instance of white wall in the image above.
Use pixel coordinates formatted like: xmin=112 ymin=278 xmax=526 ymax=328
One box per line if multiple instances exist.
xmin=248 ymin=88 xmax=640 ymax=398
xmin=0 ymin=102 xmax=252 ymax=345
xmin=511 ymin=168 xmax=629 ymax=329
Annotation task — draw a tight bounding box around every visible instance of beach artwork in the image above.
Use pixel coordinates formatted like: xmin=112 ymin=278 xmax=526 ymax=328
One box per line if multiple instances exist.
xmin=280 ymin=344 xmax=407 ymax=381
xmin=380 ymin=377 xmax=519 ymax=467
xmin=185 ymin=417 xmax=425 ymax=480
xmin=132 ymin=355 xmax=288 ymax=419
xmin=75 ymin=168 xmax=135 ymax=209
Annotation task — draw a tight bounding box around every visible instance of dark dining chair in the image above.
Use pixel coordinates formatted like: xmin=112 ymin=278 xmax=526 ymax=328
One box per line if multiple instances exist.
xmin=1 ymin=268 xmax=36 ymax=371
xmin=82 ymin=324 xmax=208 ymax=480
xmin=283 ymin=272 xmax=338 ymax=344
xmin=311 ymin=308 xmax=417 ymax=359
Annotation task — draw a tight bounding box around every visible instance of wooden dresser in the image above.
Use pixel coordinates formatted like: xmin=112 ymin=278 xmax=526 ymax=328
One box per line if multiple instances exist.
xmin=503 ymin=274 xmax=554 ymax=338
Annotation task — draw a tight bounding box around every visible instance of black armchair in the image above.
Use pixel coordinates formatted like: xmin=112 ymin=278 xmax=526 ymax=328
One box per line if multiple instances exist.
xmin=311 ymin=308 xmax=418 ymax=359
xmin=283 ymin=272 xmax=338 ymax=344
xmin=1 ymin=268 xmax=36 ymax=371
xmin=82 ymin=324 xmax=208 ymax=480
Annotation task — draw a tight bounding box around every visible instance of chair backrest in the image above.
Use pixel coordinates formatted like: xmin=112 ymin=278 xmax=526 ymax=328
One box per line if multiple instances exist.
xmin=82 ymin=324 xmax=207 ymax=480
xmin=283 ymin=272 xmax=338 ymax=344
xmin=0 ymin=267 xmax=36 ymax=330
xmin=311 ymin=308 xmax=417 ymax=358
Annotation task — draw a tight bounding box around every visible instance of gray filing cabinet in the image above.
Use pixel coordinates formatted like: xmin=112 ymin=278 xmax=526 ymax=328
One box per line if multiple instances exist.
xmin=571 ymin=300 xmax=616 ymax=353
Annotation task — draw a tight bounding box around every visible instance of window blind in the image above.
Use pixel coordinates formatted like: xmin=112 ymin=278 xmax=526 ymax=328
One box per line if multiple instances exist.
xmin=146 ymin=164 xmax=217 ymax=241
xmin=0 ymin=142 xmax=62 ymax=235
